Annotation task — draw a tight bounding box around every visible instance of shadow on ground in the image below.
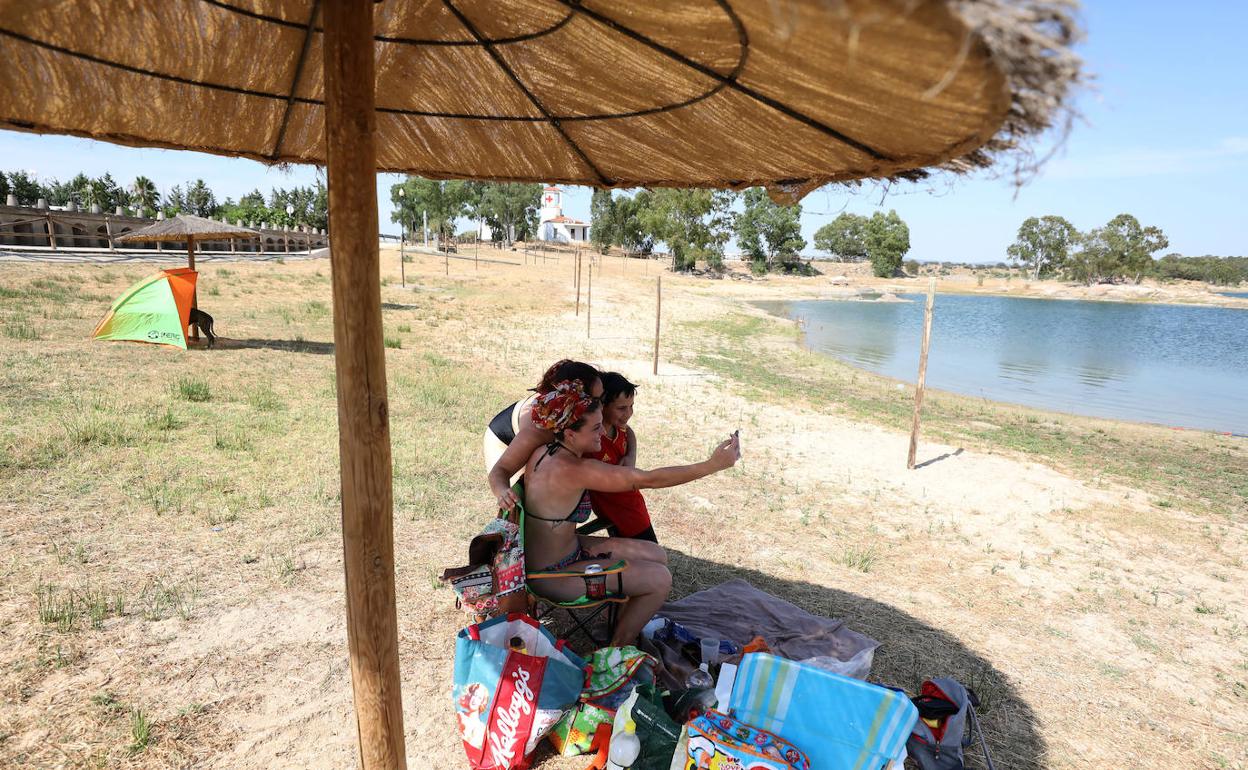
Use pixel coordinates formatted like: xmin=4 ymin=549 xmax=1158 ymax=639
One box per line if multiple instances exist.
xmin=541 ymin=547 xmax=1043 ymax=770
xmin=218 ymin=337 xmax=335 ymax=355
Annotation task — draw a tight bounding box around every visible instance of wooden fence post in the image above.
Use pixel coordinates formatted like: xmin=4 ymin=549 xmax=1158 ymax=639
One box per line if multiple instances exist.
xmin=575 ymin=251 xmax=582 ymax=317
xmin=586 ymin=260 xmax=592 ymax=339
xmin=653 ymin=276 xmax=661 ymax=375
xmin=907 ymin=278 xmax=937 ymax=469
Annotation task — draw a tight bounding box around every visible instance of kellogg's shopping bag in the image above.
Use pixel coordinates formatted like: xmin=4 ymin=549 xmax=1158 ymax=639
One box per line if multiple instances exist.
xmin=454 ymin=614 xmax=587 ymax=769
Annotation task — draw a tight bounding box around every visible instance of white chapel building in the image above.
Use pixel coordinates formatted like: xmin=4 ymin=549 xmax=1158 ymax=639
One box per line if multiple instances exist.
xmin=538 ymin=186 xmax=589 ymax=243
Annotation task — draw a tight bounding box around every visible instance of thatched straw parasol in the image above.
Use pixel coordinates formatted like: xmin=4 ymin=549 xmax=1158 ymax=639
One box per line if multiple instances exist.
xmin=0 ymin=2 xmax=1083 ymax=767
xmin=116 ymin=214 xmax=260 ymax=338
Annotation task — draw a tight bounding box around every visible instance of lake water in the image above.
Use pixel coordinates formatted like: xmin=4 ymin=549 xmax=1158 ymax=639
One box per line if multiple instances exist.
xmin=1220 ymin=291 xmax=1248 ymax=299
xmin=758 ymin=295 xmax=1248 ymax=434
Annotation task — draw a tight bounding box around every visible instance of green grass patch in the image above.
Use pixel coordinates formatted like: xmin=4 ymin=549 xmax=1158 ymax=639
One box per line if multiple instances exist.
xmin=173 ymin=377 xmax=211 ymax=402
xmin=3 ymin=316 xmax=40 ymax=340
xmin=384 ymin=335 xmax=402 ymax=349
xmin=247 ymin=383 xmax=287 ymax=412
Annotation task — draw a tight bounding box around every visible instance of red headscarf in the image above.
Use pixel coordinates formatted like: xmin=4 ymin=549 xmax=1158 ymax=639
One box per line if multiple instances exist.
xmin=530 ymin=379 xmax=595 ymax=432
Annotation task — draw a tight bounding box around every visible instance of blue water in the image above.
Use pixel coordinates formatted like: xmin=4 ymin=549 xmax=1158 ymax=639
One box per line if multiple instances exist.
xmin=758 ymin=295 xmax=1248 ymax=434
xmin=1220 ymin=291 xmax=1248 ymax=299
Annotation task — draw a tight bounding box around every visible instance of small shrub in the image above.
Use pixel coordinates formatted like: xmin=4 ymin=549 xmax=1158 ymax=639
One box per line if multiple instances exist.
xmin=838 ymin=545 xmax=878 ymax=573
xmin=66 ymin=415 xmax=132 ymax=447
xmin=174 ymin=377 xmax=211 ymax=402
xmin=397 ymin=324 xmax=411 ymax=333
xmin=147 ymin=407 xmax=184 ymax=432
xmin=384 ymin=336 xmax=402 ymax=349
xmin=206 ymin=285 xmax=221 ymax=297
xmin=303 ymin=300 xmax=329 ymax=318
xmin=213 ymin=428 xmax=253 ymax=452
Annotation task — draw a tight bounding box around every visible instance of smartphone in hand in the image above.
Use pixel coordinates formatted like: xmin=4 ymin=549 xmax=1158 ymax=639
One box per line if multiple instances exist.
xmin=733 ymin=429 xmax=742 ymax=459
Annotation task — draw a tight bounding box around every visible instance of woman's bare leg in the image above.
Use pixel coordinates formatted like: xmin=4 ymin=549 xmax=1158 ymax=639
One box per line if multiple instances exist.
xmin=609 ymin=559 xmax=671 ymax=646
xmin=580 ymin=535 xmax=667 ymax=566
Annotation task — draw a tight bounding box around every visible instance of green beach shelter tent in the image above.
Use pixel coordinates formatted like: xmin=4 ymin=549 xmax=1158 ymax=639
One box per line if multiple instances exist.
xmin=92 ymin=268 xmax=198 ymax=349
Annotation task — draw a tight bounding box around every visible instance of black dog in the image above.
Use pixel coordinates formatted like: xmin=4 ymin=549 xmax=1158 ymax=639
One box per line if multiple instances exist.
xmin=189 ymin=308 xmax=217 ymax=348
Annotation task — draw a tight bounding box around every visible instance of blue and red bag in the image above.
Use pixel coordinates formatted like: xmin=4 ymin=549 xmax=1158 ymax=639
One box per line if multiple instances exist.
xmin=453 ymin=614 xmax=587 ymax=769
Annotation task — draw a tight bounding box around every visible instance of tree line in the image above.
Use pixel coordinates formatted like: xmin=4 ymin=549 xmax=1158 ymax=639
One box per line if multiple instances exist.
xmin=1006 ymin=214 xmax=1246 ymax=286
xmin=590 ymin=187 xmax=821 ymax=275
xmin=389 ymin=178 xmax=542 ymax=248
xmin=0 ymin=170 xmax=328 ymax=230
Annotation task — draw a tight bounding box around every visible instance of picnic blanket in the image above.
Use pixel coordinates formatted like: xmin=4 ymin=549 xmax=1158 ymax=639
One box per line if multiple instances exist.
xmin=640 ymin=579 xmax=880 ymax=688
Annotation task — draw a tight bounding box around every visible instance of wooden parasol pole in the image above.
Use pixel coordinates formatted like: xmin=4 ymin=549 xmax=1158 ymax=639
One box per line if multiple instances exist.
xmin=653 ymin=276 xmax=661 ymax=375
xmin=187 ymin=236 xmax=200 ymax=340
xmin=322 ymin=1 xmax=407 ymax=768
xmin=907 ymin=278 xmax=937 ymax=470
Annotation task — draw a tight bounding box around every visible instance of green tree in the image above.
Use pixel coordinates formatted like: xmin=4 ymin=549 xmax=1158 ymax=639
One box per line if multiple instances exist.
xmin=163 ymin=184 xmax=185 ymax=216
xmin=1006 ymin=215 xmax=1078 ymax=280
xmin=130 ymin=176 xmax=158 ymax=215
xmin=1068 ymin=214 xmax=1168 ymax=284
xmin=390 ymin=177 xmax=469 ymax=249
xmin=642 ymin=188 xmax=735 ymax=272
xmin=590 ymin=189 xmax=616 ymax=254
xmin=183 ymin=179 xmax=218 ymax=218
xmin=734 ymin=188 xmax=807 ymax=274
xmin=614 ymin=193 xmax=653 ymax=256
xmin=0 ymin=171 xmax=8 ymax=202
xmin=813 ymin=213 xmax=869 ymax=261
xmin=475 ymin=182 xmax=541 ymax=248
xmin=7 ymin=171 xmax=45 ymax=205
xmin=864 ymin=210 xmax=910 ymax=277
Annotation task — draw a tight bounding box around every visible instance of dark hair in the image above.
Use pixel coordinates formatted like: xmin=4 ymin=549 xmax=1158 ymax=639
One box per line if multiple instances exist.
xmin=599 ymin=372 xmax=638 ymax=406
xmin=534 ymin=359 xmax=601 ymax=394
xmin=556 ymin=398 xmax=601 ymax=438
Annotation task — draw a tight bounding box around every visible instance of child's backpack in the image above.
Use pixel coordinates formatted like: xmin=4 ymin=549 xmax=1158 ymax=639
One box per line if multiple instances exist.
xmin=906 ymin=677 xmax=995 ymax=770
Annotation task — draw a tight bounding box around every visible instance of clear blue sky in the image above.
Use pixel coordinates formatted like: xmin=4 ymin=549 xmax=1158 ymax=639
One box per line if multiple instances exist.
xmin=2 ymin=1 xmax=1243 ymax=263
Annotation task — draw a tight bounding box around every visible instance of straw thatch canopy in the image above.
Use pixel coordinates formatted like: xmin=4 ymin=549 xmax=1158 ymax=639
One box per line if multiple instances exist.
xmin=113 ymin=214 xmax=260 ymax=243
xmin=0 ymin=0 xmax=1081 ymax=200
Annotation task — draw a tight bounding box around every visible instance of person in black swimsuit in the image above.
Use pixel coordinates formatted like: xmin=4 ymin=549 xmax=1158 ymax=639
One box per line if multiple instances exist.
xmin=523 ymin=380 xmax=739 ymax=647
xmin=483 ymin=360 xmax=604 ymax=509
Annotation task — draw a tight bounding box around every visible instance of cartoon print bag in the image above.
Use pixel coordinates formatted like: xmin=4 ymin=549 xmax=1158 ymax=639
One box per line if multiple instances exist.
xmin=683 ymin=709 xmax=810 ymax=770
xmin=548 ymin=646 xmax=658 ymax=756
xmin=453 ymin=614 xmax=587 ymax=769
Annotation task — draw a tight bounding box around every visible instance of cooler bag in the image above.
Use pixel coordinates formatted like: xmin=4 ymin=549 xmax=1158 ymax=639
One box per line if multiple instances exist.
xmin=453 ymin=613 xmax=587 ymax=769
xmin=729 ymin=652 xmax=918 ymax=770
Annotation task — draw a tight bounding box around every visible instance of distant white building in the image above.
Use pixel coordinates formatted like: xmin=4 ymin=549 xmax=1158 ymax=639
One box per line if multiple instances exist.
xmin=538 ymin=186 xmax=589 ymax=243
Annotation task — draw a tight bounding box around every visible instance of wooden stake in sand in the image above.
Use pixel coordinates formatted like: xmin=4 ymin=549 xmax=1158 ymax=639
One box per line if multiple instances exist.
xmin=322 ymin=1 xmax=407 ymax=766
xmin=586 ymin=260 xmax=592 ymax=338
xmin=907 ymin=278 xmax=937 ymax=470
xmin=399 ymin=237 xmax=406 ymax=287
xmin=653 ymin=276 xmax=662 ymax=375
xmin=575 ymin=251 xmax=582 ymax=317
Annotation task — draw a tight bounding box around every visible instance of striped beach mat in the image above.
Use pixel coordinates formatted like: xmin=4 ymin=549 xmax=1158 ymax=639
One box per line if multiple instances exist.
xmin=729 ymin=652 xmax=918 ymax=770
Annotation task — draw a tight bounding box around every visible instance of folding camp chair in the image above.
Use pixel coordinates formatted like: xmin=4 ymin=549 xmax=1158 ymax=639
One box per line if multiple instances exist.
xmin=510 ymin=482 xmax=629 ymax=648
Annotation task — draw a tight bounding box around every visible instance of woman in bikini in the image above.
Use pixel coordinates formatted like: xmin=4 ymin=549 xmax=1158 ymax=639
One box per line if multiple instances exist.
xmin=483 ymin=359 xmax=603 ymax=512
xmin=524 ymin=381 xmax=739 ymax=647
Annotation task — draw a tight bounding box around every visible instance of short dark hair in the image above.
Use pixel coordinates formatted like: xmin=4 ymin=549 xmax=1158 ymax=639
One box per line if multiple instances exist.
xmin=534 ymin=359 xmax=601 ymax=394
xmin=599 ymin=372 xmax=637 ymax=406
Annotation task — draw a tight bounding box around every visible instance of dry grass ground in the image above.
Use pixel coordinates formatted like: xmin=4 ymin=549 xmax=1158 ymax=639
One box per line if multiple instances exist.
xmin=0 ymin=248 xmax=1244 ymax=769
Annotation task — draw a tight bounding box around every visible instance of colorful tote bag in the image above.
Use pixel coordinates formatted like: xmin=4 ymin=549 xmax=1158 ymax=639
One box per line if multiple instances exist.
xmin=729 ymin=652 xmax=918 ymax=770
xmin=684 ymin=709 xmax=810 ymax=770
xmin=453 ymin=614 xmax=587 ymax=769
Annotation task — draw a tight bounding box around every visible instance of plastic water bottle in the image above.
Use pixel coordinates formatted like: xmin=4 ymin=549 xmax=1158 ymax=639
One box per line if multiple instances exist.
xmin=685 ymin=662 xmax=713 ymax=690
xmin=604 ymin=715 xmax=640 ymax=770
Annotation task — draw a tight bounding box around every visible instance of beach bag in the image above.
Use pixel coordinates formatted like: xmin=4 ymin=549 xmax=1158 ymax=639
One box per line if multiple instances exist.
xmin=442 ymin=517 xmax=527 ymax=620
xmin=907 ymin=678 xmax=991 ymax=770
xmin=728 ymin=652 xmax=917 ymax=770
xmin=683 ymin=709 xmax=810 ymax=770
xmin=453 ymin=614 xmax=587 ymax=769
xmin=548 ymin=646 xmax=657 ymax=756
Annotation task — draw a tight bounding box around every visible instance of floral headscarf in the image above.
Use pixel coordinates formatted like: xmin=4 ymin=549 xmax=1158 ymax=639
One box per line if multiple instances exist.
xmin=530 ymin=379 xmax=595 ymax=433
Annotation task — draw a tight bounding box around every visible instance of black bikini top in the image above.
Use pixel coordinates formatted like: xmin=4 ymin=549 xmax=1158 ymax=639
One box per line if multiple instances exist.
xmin=527 ymin=442 xmax=594 ymax=525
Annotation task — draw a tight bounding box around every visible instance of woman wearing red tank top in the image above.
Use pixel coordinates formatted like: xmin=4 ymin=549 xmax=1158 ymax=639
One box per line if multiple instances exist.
xmin=587 ymin=373 xmax=658 ymax=542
